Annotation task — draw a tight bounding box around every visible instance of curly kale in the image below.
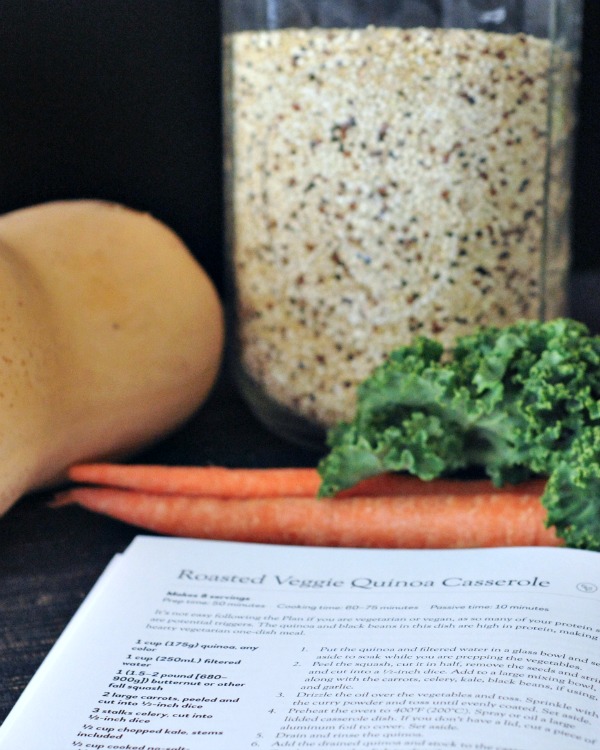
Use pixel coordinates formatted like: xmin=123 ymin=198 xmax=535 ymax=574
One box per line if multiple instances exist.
xmin=317 ymin=319 xmax=600 ymax=550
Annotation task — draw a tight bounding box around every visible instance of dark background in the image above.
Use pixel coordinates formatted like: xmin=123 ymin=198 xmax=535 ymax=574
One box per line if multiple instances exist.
xmin=0 ymin=0 xmax=598 ymax=293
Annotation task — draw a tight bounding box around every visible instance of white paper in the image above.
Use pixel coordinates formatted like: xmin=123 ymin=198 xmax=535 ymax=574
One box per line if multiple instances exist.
xmin=1 ymin=537 xmax=599 ymax=750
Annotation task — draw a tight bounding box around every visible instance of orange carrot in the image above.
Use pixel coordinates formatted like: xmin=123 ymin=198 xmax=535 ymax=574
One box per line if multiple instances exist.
xmin=67 ymin=463 xmax=322 ymax=498
xmin=67 ymin=462 xmax=513 ymax=499
xmin=52 ymin=477 xmax=559 ymax=548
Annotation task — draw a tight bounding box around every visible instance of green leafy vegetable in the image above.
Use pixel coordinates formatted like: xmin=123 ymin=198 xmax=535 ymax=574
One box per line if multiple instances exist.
xmin=317 ymin=318 xmax=600 ymax=550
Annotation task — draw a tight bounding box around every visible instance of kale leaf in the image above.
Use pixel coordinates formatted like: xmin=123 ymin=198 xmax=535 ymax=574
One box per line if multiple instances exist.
xmin=317 ymin=318 xmax=600 ymax=550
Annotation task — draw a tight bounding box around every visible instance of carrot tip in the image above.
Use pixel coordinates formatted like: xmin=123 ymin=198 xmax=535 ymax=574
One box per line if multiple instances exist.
xmin=48 ymin=492 xmax=77 ymax=509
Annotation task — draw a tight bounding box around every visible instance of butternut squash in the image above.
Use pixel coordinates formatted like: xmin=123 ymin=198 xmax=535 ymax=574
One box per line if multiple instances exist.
xmin=0 ymin=200 xmax=224 ymax=515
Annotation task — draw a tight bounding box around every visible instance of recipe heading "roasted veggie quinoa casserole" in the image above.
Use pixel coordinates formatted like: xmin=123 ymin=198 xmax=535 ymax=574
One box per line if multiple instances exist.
xmin=226 ymin=26 xmax=575 ymax=428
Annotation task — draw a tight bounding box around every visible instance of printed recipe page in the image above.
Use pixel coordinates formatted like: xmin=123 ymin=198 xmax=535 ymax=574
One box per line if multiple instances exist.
xmin=0 ymin=537 xmax=598 ymax=750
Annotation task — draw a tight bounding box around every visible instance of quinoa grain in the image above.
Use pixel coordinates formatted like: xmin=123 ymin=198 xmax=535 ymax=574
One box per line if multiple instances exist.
xmin=227 ymin=26 xmax=574 ymax=428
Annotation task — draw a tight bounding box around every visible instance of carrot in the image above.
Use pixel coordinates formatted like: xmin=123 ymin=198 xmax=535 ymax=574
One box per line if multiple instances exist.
xmin=66 ymin=462 xmax=506 ymax=499
xmin=52 ymin=476 xmax=559 ymax=548
xmin=67 ymin=463 xmax=322 ymax=498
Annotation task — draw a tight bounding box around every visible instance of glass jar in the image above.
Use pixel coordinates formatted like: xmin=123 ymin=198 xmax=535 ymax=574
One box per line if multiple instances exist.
xmin=222 ymin=0 xmax=583 ymax=448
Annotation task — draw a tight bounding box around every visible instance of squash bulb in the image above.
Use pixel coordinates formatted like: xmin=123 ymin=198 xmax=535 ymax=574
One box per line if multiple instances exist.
xmin=0 ymin=200 xmax=224 ymax=515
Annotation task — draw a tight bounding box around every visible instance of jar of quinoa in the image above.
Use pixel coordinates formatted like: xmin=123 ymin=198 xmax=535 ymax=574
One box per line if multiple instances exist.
xmin=222 ymin=0 xmax=583 ymax=448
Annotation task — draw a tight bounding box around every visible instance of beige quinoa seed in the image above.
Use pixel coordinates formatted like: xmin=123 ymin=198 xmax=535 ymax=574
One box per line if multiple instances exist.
xmin=227 ymin=26 xmax=574 ymax=428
